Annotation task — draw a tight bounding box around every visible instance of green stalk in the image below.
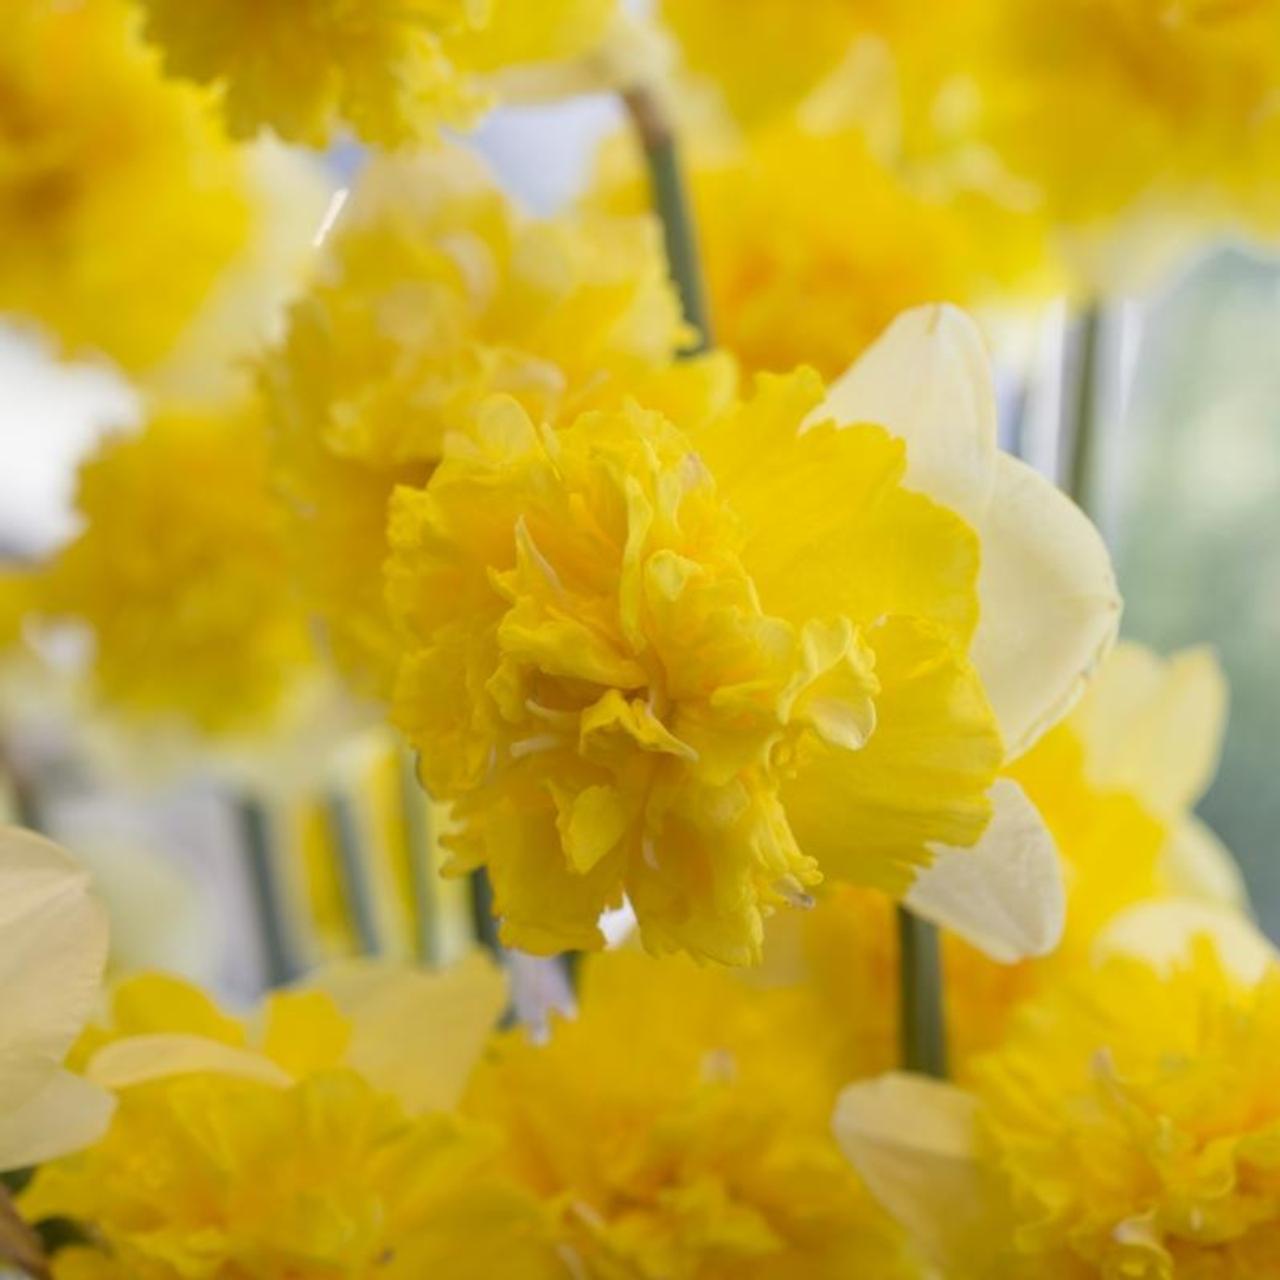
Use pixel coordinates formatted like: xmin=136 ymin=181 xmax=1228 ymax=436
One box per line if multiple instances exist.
xmin=897 ymin=907 xmax=948 ymax=1079
xmin=1066 ymin=304 xmax=1104 ymax=513
xmin=468 ymin=866 xmax=502 ymax=957
xmin=325 ymin=790 xmax=382 ymax=957
xmin=398 ymin=748 xmax=439 ymax=966
xmin=234 ymin=794 xmax=298 ymax=989
xmin=623 ymin=86 xmax=713 ymax=354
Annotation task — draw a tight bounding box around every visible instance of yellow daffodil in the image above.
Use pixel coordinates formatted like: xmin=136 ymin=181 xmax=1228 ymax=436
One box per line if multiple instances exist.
xmin=29 ymin=402 xmax=314 ymax=738
xmin=974 ymin=0 xmax=1280 ymax=286
xmin=264 ymin=144 xmax=726 ymax=695
xmin=387 ymin=304 xmax=1119 ymax=962
xmin=465 ymin=947 xmax=918 ymax=1279
xmin=0 ymin=827 xmax=113 ymax=1172
xmin=22 ymin=955 xmax=565 ymax=1279
xmin=0 ymin=0 xmax=252 ymax=374
xmin=594 ymin=115 xmax=1052 ymax=381
xmin=133 ymin=0 xmax=623 ymax=146
xmin=835 ymin=906 xmax=1280 ymax=1278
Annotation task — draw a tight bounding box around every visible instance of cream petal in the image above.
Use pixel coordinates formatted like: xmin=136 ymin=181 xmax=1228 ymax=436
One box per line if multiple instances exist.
xmin=971 ymin=454 xmax=1121 ymax=758
xmin=87 ymin=1034 xmax=292 ymax=1091
xmin=0 ymin=828 xmax=108 ymax=1109
xmin=906 ymin=779 xmax=1065 ymax=963
xmin=833 ymin=1072 xmax=1005 ymax=1271
xmin=1161 ymin=816 xmax=1249 ymax=911
xmin=814 ymin=303 xmax=998 ymax=524
xmin=1071 ymin=644 xmax=1227 ymax=818
xmin=1095 ymin=900 xmax=1276 ymax=984
xmin=312 ymin=951 xmax=507 ymax=1114
xmin=0 ymin=1069 xmax=115 ymax=1172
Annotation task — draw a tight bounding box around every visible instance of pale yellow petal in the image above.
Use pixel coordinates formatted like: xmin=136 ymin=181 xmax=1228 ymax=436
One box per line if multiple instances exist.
xmin=86 ymin=1034 xmax=292 ymax=1090
xmin=1071 ymin=644 xmax=1228 ymax=818
xmin=313 ymin=951 xmax=508 ymax=1113
xmin=972 ymin=453 xmax=1121 ymax=758
xmin=1095 ymin=900 xmax=1277 ymax=984
xmin=814 ymin=303 xmax=998 ymax=524
xmin=0 ymin=828 xmax=108 ymax=1109
xmin=0 ymin=1069 xmax=115 ymax=1172
xmin=833 ymin=1072 xmax=1005 ymax=1271
xmin=906 ymin=779 xmax=1065 ymax=963
xmin=1162 ymin=815 xmax=1249 ymax=911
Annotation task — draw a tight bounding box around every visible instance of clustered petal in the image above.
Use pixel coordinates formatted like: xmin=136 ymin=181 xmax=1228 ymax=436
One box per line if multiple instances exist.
xmin=387 ymin=365 xmax=1001 ymax=962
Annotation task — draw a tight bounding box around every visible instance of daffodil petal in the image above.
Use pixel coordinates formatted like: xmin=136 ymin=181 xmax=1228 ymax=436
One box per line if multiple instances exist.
xmin=0 ymin=1069 xmax=115 ymax=1172
xmin=314 ymin=951 xmax=508 ymax=1114
xmin=86 ymin=1034 xmax=292 ymax=1090
xmin=833 ymin=1072 xmax=1004 ymax=1271
xmin=1162 ymin=815 xmax=1250 ymax=911
xmin=814 ymin=303 xmax=998 ymax=525
xmin=907 ymin=779 xmax=1065 ymax=962
xmin=1095 ymin=900 xmax=1277 ymax=984
xmin=971 ymin=453 xmax=1121 ymax=758
xmin=0 ymin=828 xmax=108 ymax=1109
xmin=1071 ymin=643 xmax=1228 ymax=818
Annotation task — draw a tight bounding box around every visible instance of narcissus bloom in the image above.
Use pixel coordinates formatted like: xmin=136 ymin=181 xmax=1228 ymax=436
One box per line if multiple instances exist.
xmin=0 ymin=827 xmax=113 ymax=1172
xmin=134 ymin=0 xmax=620 ymax=145
xmin=974 ymin=0 xmax=1280 ymax=283
xmin=265 ymin=146 xmax=724 ymax=695
xmin=23 ymin=958 xmax=564 ymax=1279
xmin=465 ymin=948 xmax=918 ymax=1279
xmin=596 ymin=116 xmax=1052 ymax=380
xmin=836 ymin=910 xmax=1280 ymax=1279
xmin=0 ymin=0 xmax=251 ymax=373
xmin=388 ymin=305 xmax=1119 ymax=962
xmin=30 ymin=404 xmax=313 ymax=737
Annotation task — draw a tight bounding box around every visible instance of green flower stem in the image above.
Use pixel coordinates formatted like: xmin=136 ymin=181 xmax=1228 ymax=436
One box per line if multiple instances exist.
xmin=234 ymin=794 xmax=299 ymax=989
xmin=898 ymin=906 xmax=949 ymax=1079
xmin=623 ymin=85 xmax=713 ymax=354
xmin=1066 ymin=303 xmax=1104 ymax=514
xmin=398 ymin=747 xmax=440 ymax=967
xmin=325 ymin=790 xmax=382 ymax=957
xmin=468 ymin=866 xmax=502 ymax=957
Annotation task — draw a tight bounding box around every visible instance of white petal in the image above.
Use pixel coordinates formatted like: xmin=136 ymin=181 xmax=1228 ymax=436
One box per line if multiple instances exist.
xmin=971 ymin=454 xmax=1121 ymax=758
xmin=1071 ymin=644 xmax=1227 ymax=818
xmin=1161 ymin=816 xmax=1249 ymax=911
xmin=87 ymin=1034 xmax=292 ymax=1091
xmin=815 ymin=304 xmax=998 ymax=524
xmin=833 ymin=1072 xmax=1004 ymax=1270
xmin=312 ymin=951 xmax=507 ymax=1114
xmin=906 ymin=779 xmax=1064 ymax=962
xmin=0 ymin=828 xmax=108 ymax=1109
xmin=0 ymin=1069 xmax=115 ymax=1172
xmin=1096 ymin=900 xmax=1276 ymax=984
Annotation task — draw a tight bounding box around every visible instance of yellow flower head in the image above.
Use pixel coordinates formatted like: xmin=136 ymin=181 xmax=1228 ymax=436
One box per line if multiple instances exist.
xmin=387 ymin=366 xmax=1002 ymax=963
xmin=33 ymin=404 xmax=313 ymax=737
xmin=658 ymin=0 xmax=901 ymax=128
xmin=388 ymin=304 xmax=1121 ymax=964
xmin=835 ymin=912 xmax=1280 ymax=1280
xmin=264 ymin=145 xmax=722 ymax=695
xmin=0 ymin=0 xmax=251 ymax=372
xmin=465 ymin=948 xmax=916 ymax=1279
xmin=965 ymin=939 xmax=1280 ymax=1276
xmin=976 ymin=0 xmax=1280 ymax=272
xmin=134 ymin=0 xmax=617 ymax=146
xmin=23 ymin=959 xmax=564 ymax=1279
xmin=596 ymin=116 xmax=1051 ymax=380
